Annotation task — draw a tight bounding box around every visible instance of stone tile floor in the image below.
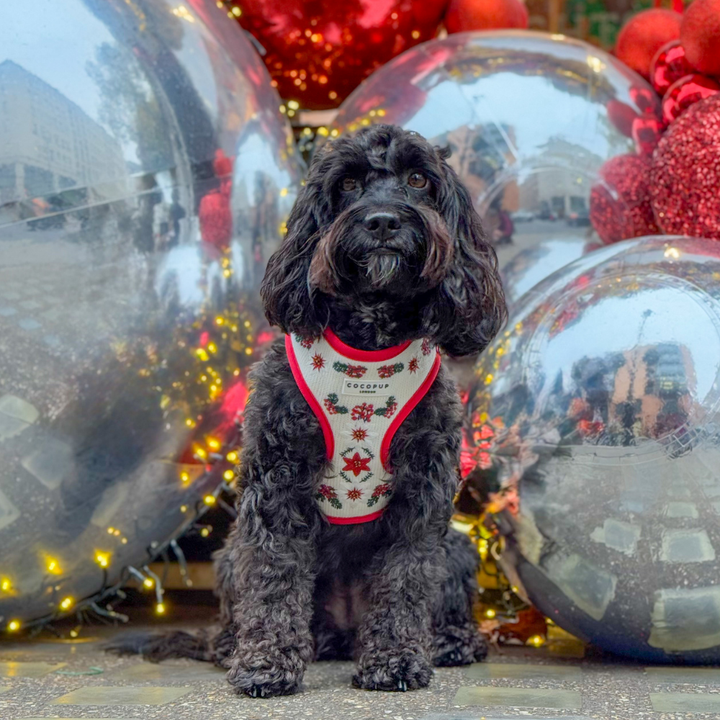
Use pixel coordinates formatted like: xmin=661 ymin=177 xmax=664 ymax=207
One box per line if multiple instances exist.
xmin=2 ymin=621 xmax=720 ymax=720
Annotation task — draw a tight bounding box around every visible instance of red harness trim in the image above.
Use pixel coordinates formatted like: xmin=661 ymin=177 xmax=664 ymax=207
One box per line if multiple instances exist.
xmin=324 ymin=328 xmax=412 ymax=361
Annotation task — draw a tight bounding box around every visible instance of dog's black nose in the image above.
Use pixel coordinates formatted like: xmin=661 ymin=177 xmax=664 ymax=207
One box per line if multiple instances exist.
xmin=363 ymin=212 xmax=401 ymax=241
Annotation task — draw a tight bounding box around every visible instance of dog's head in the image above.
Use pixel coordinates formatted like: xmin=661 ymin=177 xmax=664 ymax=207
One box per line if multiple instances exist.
xmin=261 ymin=124 xmax=506 ymax=357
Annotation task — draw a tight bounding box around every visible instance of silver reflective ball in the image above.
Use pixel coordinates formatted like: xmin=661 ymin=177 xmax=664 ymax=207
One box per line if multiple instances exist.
xmin=332 ymin=31 xmax=660 ymax=268
xmin=0 ymin=0 xmax=303 ymax=626
xmin=466 ymin=235 xmax=720 ymax=663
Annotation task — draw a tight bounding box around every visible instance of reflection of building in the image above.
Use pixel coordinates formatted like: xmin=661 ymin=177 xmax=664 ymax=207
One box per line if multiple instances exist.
xmin=518 ymin=138 xmax=604 ymax=218
xmin=0 ymin=60 xmax=126 ymax=205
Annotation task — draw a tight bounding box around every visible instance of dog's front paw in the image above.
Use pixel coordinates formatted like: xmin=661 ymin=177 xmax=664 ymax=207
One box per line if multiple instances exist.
xmin=227 ymin=650 xmax=305 ymax=698
xmin=433 ymin=625 xmax=488 ymax=667
xmin=352 ymin=650 xmax=433 ymax=692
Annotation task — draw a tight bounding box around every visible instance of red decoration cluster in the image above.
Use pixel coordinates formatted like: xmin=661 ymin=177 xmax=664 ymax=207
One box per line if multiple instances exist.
xmin=445 ymin=0 xmax=528 ymax=33
xmin=594 ymin=0 xmax=720 ymax=242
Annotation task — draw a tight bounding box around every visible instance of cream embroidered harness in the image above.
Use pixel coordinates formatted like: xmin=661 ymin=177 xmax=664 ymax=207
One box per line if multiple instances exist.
xmin=286 ymin=330 xmax=441 ymax=524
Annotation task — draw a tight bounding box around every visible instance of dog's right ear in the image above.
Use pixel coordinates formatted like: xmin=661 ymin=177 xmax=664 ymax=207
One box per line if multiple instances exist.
xmin=260 ymin=155 xmax=330 ymax=338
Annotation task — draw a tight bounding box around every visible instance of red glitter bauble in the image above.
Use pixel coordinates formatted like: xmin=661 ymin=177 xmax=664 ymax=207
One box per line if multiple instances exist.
xmin=615 ymin=9 xmax=682 ymax=79
xmin=662 ymin=73 xmax=720 ymax=125
xmin=444 ymin=0 xmax=529 ymax=33
xmin=650 ymin=94 xmax=720 ymax=239
xmin=651 ymin=41 xmax=693 ymax=96
xmin=590 ymin=155 xmax=659 ymax=244
xmin=229 ymin=0 xmax=448 ymax=110
xmin=680 ymin=0 xmax=720 ymax=77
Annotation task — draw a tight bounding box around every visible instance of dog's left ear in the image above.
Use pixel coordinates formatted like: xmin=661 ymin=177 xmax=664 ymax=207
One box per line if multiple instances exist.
xmin=425 ymin=149 xmax=507 ymax=358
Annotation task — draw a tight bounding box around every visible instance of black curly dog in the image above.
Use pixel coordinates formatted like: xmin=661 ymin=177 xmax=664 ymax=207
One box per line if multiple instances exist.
xmin=108 ymin=125 xmax=506 ymax=697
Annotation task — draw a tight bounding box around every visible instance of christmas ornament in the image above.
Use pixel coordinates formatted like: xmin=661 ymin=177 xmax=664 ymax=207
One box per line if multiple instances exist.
xmin=680 ymin=0 xmax=720 ymax=77
xmin=466 ymin=234 xmax=720 ymax=663
xmin=615 ymin=9 xmax=682 ymax=78
xmin=589 ymin=155 xmax=659 ymax=244
xmin=444 ymin=0 xmax=529 ymax=33
xmin=650 ymin=40 xmax=693 ymax=96
xmin=330 ymin=31 xmax=660 ymax=269
xmin=662 ymin=73 xmax=720 ymax=125
xmin=227 ymin=0 xmax=448 ymax=110
xmin=0 ymin=0 xmax=303 ymax=631
xmin=650 ymin=94 xmax=720 ymax=239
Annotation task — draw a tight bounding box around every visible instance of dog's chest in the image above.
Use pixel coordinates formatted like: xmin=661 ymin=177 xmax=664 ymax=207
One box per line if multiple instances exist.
xmin=286 ymin=331 xmax=440 ymax=524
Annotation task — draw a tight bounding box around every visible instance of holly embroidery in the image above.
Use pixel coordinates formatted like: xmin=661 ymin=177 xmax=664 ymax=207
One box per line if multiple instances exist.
xmin=408 ymin=357 xmax=419 ymax=373
xmin=351 ymin=402 xmax=375 ymax=422
xmin=346 ymin=487 xmax=363 ymax=501
xmin=333 ymin=361 xmax=367 ymax=378
xmin=367 ymin=482 xmax=392 ymax=507
xmin=324 ymin=393 xmax=349 ymax=415
xmin=339 ymin=446 xmax=375 ymax=483
xmin=373 ymin=396 xmax=398 ymax=419
xmin=421 ymin=338 xmax=432 ymax=356
xmin=294 ymin=333 xmax=315 ymax=349
xmin=378 ymin=362 xmax=404 ymax=379
xmin=316 ymin=484 xmax=342 ymax=509
xmin=312 ymin=353 xmax=326 ymax=371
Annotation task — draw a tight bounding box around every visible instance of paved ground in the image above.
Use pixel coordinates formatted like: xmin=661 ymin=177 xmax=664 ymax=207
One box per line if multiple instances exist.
xmin=2 ymin=619 xmax=720 ymax=720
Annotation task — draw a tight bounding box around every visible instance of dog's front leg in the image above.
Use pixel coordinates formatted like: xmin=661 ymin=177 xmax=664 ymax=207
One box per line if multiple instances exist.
xmin=226 ymin=481 xmax=317 ymax=698
xmin=352 ymin=529 xmax=445 ymax=691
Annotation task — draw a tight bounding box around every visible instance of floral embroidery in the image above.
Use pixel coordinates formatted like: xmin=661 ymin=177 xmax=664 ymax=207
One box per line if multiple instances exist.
xmin=373 ymin=396 xmax=397 ymax=419
xmin=342 ymin=452 xmax=371 ymax=477
xmin=324 ymin=393 xmax=348 ymax=415
xmin=312 ymin=353 xmax=326 ymax=371
xmin=351 ymin=427 xmax=368 ymax=442
xmin=421 ymin=338 xmax=432 ymax=356
xmin=367 ymin=482 xmax=392 ymax=507
xmin=346 ymin=487 xmax=363 ymax=501
xmin=333 ymin=361 xmax=367 ymax=378
xmin=294 ymin=333 xmax=315 ymax=349
xmin=351 ymin=403 xmax=375 ymax=422
xmin=339 ymin=446 xmax=374 ymax=483
xmin=408 ymin=357 xmax=419 ymax=373
xmin=316 ymin=484 xmax=342 ymax=509
xmin=378 ymin=362 xmax=404 ymax=379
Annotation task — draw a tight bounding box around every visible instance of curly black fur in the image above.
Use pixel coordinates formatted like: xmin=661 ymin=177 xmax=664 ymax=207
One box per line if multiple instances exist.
xmin=107 ymin=125 xmax=506 ymax=697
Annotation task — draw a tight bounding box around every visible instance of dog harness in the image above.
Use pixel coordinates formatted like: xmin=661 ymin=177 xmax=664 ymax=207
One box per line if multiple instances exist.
xmin=286 ymin=330 xmax=441 ymax=524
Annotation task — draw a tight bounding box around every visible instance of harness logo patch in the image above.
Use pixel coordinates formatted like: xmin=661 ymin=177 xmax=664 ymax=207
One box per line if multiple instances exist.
xmin=342 ymin=379 xmax=393 ymax=396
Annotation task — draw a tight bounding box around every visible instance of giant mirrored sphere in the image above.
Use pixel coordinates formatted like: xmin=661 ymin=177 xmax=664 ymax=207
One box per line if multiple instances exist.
xmin=465 ymin=235 xmax=720 ymax=663
xmin=0 ymin=0 xmax=304 ymax=628
xmin=331 ymin=31 xmax=661 ymax=269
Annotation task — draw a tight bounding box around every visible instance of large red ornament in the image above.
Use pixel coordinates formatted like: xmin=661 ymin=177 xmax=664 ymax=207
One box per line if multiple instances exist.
xmin=229 ymin=0 xmax=448 ymax=110
xmin=680 ymin=0 xmax=720 ymax=77
xmin=662 ymin=73 xmax=720 ymax=125
xmin=590 ymin=155 xmax=659 ymax=244
xmin=651 ymin=41 xmax=693 ymax=96
xmin=650 ymin=94 xmax=720 ymax=239
xmin=615 ymin=9 xmax=682 ymax=78
xmin=444 ymin=0 xmax=529 ymax=33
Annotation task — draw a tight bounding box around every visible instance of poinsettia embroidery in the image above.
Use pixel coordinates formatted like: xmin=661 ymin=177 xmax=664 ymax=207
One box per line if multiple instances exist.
xmin=294 ymin=333 xmax=315 ymax=349
xmin=408 ymin=357 xmax=419 ymax=373
xmin=346 ymin=487 xmax=363 ymax=501
xmin=373 ymin=396 xmax=397 ymax=419
xmin=339 ymin=446 xmax=374 ymax=483
xmin=367 ymin=483 xmax=392 ymax=507
xmin=421 ymin=338 xmax=432 ymax=356
xmin=333 ymin=360 xmax=367 ymax=378
xmin=351 ymin=427 xmax=369 ymax=441
xmin=378 ymin=362 xmax=404 ymax=379
xmin=351 ymin=403 xmax=375 ymax=422
xmin=312 ymin=353 xmax=326 ymax=371
xmin=316 ymin=484 xmax=342 ymax=509
xmin=324 ymin=393 xmax=348 ymax=415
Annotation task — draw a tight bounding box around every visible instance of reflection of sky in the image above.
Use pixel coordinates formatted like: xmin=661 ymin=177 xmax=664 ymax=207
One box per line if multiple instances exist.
xmin=542 ymin=288 xmax=720 ymax=403
xmin=156 ymin=245 xmax=225 ymax=307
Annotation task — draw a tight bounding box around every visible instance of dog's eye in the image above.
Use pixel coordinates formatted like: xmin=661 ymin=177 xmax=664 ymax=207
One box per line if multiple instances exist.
xmin=408 ymin=172 xmax=428 ymax=189
xmin=341 ymin=177 xmax=358 ymax=192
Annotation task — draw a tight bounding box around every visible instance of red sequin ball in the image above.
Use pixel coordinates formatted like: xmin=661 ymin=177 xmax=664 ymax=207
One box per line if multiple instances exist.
xmin=650 ymin=94 xmax=720 ymax=239
xmin=590 ymin=154 xmax=659 ymax=244
xmin=662 ymin=73 xmax=720 ymax=125
xmin=651 ymin=41 xmax=693 ymax=97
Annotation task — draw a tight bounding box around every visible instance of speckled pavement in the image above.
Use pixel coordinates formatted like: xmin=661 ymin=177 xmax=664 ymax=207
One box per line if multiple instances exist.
xmin=3 ymin=624 xmax=720 ymax=720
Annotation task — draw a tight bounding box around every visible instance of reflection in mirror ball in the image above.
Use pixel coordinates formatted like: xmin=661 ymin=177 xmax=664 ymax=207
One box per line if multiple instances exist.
xmin=0 ymin=0 xmax=304 ymax=627
xmin=331 ymin=31 xmax=661 ymax=272
xmin=465 ymin=235 xmax=720 ymax=662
